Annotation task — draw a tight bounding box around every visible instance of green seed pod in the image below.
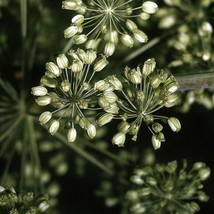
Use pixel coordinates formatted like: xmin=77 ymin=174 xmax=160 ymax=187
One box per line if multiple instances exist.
xmin=74 ymin=34 xmax=87 ymax=44
xmin=39 ymin=111 xmax=52 ymax=125
xmin=71 ymin=60 xmax=83 ymax=73
xmin=103 ymin=91 xmax=118 ymax=103
xmin=97 ymin=113 xmax=114 ymax=126
xmin=121 ymin=34 xmax=134 ymax=48
xmin=168 ymin=117 xmax=181 ymax=132
xmin=152 ymin=134 xmax=161 ymax=150
xmin=133 ymin=29 xmax=148 ymax=43
xmin=49 ymin=120 xmax=60 ymax=135
xmin=104 ymin=42 xmax=115 ymax=56
xmin=67 ymin=127 xmax=77 ymax=143
xmin=56 ymin=54 xmax=69 ymax=69
xmin=64 ymin=25 xmax=79 ymax=38
xmin=142 ymin=58 xmax=156 ymax=76
xmin=72 ymin=14 xmax=84 ymax=25
xmin=112 ymin=132 xmax=126 ymax=147
xmin=46 ymin=62 xmax=61 ymax=77
xmin=94 ymin=58 xmax=109 ymax=72
xmin=94 ymin=80 xmax=109 ymax=91
xmin=87 ymin=124 xmax=96 ymax=139
xmin=35 ymin=96 xmax=51 ymax=106
xmin=85 ymin=49 xmax=97 ymax=64
xmin=126 ymin=19 xmax=138 ymax=31
xmin=142 ymin=1 xmax=158 ymax=14
xmin=41 ymin=76 xmax=58 ymax=88
xmin=108 ymin=75 xmax=123 ymax=91
xmin=31 ymin=86 xmax=48 ymax=96
xmin=62 ymin=1 xmax=78 ymax=10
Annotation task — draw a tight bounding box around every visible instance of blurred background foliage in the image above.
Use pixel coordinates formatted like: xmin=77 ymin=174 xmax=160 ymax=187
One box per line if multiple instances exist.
xmin=0 ymin=0 xmax=214 ymax=213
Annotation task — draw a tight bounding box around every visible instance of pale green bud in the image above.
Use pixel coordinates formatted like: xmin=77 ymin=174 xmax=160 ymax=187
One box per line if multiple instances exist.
xmin=49 ymin=120 xmax=60 ymax=135
xmin=104 ymin=103 xmax=119 ymax=114
xmin=35 ymin=96 xmax=51 ymax=106
xmin=56 ymin=54 xmax=69 ymax=69
xmin=198 ymin=167 xmax=211 ymax=181
xmin=108 ymin=75 xmax=123 ymax=90
xmin=109 ymin=31 xmax=119 ymax=44
xmin=31 ymin=86 xmax=47 ymax=96
xmin=41 ymin=76 xmax=58 ymax=88
xmin=62 ymin=1 xmax=78 ymax=10
xmin=146 ymin=177 xmax=157 ymax=185
xmin=168 ymin=117 xmax=181 ymax=132
xmin=130 ymin=175 xmax=144 ymax=185
xmin=64 ymin=25 xmax=79 ymax=38
xmin=67 ymin=127 xmax=77 ymax=143
xmin=71 ymin=60 xmax=83 ymax=73
xmin=85 ymin=49 xmax=97 ymax=64
xmin=139 ymin=12 xmax=150 ymax=20
xmin=126 ymin=19 xmax=138 ymax=31
xmin=98 ymin=97 xmax=110 ymax=109
xmin=85 ymin=39 xmax=100 ymax=50
xmin=77 ymin=49 xmax=87 ymax=61
xmin=138 ymin=188 xmax=151 ymax=196
xmin=112 ymin=133 xmax=126 ymax=147
xmin=165 ymin=81 xmax=179 ymax=93
xmin=121 ymin=34 xmax=134 ymax=48
xmin=72 ymin=14 xmax=84 ymax=25
xmin=142 ymin=1 xmax=158 ymax=14
xmin=142 ymin=58 xmax=156 ymax=76
xmin=94 ymin=57 xmax=109 ymax=72
xmin=87 ymin=124 xmax=96 ymax=139
xmin=97 ymin=113 xmax=114 ymax=126
xmin=118 ymin=121 xmax=130 ymax=133
xmin=46 ymin=62 xmax=61 ymax=77
xmin=152 ymin=123 xmax=163 ymax=133
xmin=104 ymin=42 xmax=115 ymax=56
xmin=94 ymin=80 xmax=109 ymax=91
xmin=150 ymin=74 xmax=161 ymax=88
xmin=133 ymin=29 xmax=148 ymax=43
xmin=61 ymin=80 xmax=71 ymax=92
xmin=128 ymin=69 xmax=142 ymax=84
xmin=79 ymin=117 xmax=90 ymax=129
xmin=103 ymin=91 xmax=118 ymax=103
xmin=38 ymin=201 xmax=49 ymax=212
xmin=152 ymin=134 xmax=161 ymax=150
xmin=74 ymin=34 xmax=87 ymax=44
xmin=68 ymin=49 xmax=80 ymax=60
xmin=39 ymin=111 xmax=52 ymax=125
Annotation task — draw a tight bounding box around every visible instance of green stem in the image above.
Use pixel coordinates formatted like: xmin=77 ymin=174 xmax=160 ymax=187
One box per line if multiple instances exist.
xmin=176 ymin=72 xmax=214 ymax=91
xmin=55 ymin=132 xmax=114 ymax=175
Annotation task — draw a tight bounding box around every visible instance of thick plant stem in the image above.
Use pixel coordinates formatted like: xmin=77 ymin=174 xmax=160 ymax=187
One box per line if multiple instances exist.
xmin=176 ymin=72 xmax=214 ymax=91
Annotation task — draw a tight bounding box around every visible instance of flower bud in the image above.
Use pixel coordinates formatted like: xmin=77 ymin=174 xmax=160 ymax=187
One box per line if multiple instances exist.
xmin=152 ymin=123 xmax=163 ymax=133
xmin=126 ymin=19 xmax=138 ymax=31
xmin=142 ymin=1 xmax=158 ymax=14
xmin=146 ymin=177 xmax=157 ymax=185
xmin=152 ymin=134 xmax=161 ymax=150
xmin=41 ymin=76 xmax=58 ymax=88
xmin=128 ymin=69 xmax=142 ymax=84
xmin=72 ymin=14 xmax=84 ymax=25
xmin=62 ymin=1 xmax=78 ymax=10
xmin=46 ymin=62 xmax=61 ymax=77
xmin=49 ymin=120 xmax=60 ymax=135
xmin=133 ymin=29 xmax=148 ymax=43
xmin=94 ymin=58 xmax=109 ymax=72
xmin=71 ymin=60 xmax=83 ymax=73
xmin=121 ymin=34 xmax=134 ymax=48
xmin=74 ymin=34 xmax=87 ymax=44
xmin=142 ymin=58 xmax=156 ymax=76
xmin=118 ymin=121 xmax=130 ymax=133
xmin=165 ymin=81 xmax=179 ymax=93
xmin=39 ymin=111 xmax=52 ymax=125
xmin=61 ymin=80 xmax=71 ymax=92
xmin=64 ymin=25 xmax=79 ymax=38
xmin=79 ymin=117 xmax=90 ymax=129
xmin=104 ymin=42 xmax=115 ymax=56
xmin=168 ymin=117 xmax=181 ymax=132
xmin=150 ymin=74 xmax=161 ymax=88
xmin=87 ymin=124 xmax=96 ymax=139
xmin=85 ymin=39 xmax=100 ymax=49
xmin=198 ymin=167 xmax=211 ymax=181
xmin=103 ymin=91 xmax=118 ymax=103
xmin=67 ymin=127 xmax=77 ymax=143
xmin=104 ymin=103 xmax=119 ymax=114
xmin=35 ymin=96 xmax=51 ymax=106
xmin=112 ymin=133 xmax=126 ymax=147
xmin=108 ymin=75 xmax=123 ymax=90
xmin=56 ymin=54 xmax=69 ymax=69
xmin=85 ymin=49 xmax=97 ymax=64
xmin=31 ymin=86 xmax=47 ymax=96
xmin=94 ymin=80 xmax=109 ymax=91
xmin=97 ymin=113 xmax=114 ymax=126
xmin=98 ymin=97 xmax=110 ymax=109
xmin=38 ymin=201 xmax=49 ymax=212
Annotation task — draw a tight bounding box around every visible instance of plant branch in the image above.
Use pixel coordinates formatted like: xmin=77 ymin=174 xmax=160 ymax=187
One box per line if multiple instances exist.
xmin=176 ymin=72 xmax=214 ymax=91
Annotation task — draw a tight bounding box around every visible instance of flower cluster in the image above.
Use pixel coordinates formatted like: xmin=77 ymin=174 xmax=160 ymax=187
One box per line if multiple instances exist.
xmin=126 ymin=161 xmax=210 ymax=214
xmin=32 ymin=49 xmax=109 ymax=142
xmin=0 ymin=186 xmax=49 ymax=213
xmin=157 ymin=0 xmax=213 ymax=69
xmin=97 ymin=58 xmax=180 ymax=149
xmin=62 ymin=0 xmax=158 ymax=55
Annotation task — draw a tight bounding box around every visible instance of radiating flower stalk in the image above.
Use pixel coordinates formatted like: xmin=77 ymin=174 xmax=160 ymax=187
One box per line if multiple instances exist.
xmin=32 ymin=49 xmax=109 ymax=143
xmin=62 ymin=0 xmax=158 ymax=55
xmin=97 ymin=58 xmax=181 ymax=149
xmin=126 ymin=160 xmax=210 ymax=214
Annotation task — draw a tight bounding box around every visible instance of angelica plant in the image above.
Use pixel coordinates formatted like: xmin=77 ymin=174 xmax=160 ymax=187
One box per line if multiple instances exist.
xmin=0 ymin=0 xmax=213 ymax=213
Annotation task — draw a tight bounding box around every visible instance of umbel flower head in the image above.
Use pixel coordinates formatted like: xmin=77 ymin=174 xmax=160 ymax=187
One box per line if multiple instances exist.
xmin=62 ymin=0 xmax=158 ymax=56
xmin=32 ymin=49 xmax=109 ymax=142
xmin=126 ymin=161 xmax=210 ymax=214
xmin=98 ymin=58 xmax=180 ymax=148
